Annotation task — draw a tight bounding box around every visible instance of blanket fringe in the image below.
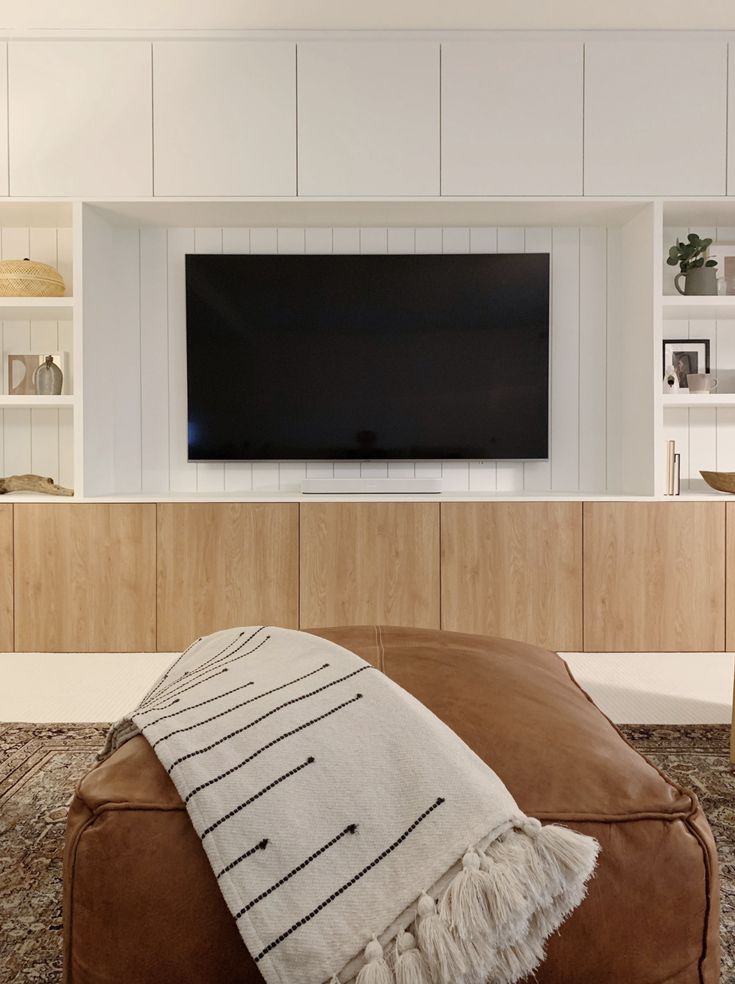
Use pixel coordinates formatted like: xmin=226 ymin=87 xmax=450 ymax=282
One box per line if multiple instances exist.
xmin=415 ymin=893 xmax=467 ymax=982
xmin=356 ymin=937 xmax=394 ymax=984
xmin=393 ymin=930 xmax=432 ymax=984
xmin=342 ymin=820 xmax=598 ymax=984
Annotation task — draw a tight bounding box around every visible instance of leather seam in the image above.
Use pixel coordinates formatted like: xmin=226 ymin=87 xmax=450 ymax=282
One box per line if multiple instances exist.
xmin=557 ymin=654 xmax=712 ymax=978
xmin=63 ymin=809 xmax=96 ymax=984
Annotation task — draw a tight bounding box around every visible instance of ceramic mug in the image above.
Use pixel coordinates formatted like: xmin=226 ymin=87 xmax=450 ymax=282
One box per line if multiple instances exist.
xmin=687 ymin=373 xmax=718 ymax=393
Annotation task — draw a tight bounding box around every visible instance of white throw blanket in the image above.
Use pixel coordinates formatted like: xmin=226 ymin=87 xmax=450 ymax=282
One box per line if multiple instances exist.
xmin=103 ymin=626 xmax=599 ymax=984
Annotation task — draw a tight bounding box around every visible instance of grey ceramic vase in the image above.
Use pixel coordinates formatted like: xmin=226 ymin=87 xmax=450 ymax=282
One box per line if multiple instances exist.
xmin=33 ymin=355 xmax=63 ymax=395
xmin=674 ymin=266 xmax=718 ymax=295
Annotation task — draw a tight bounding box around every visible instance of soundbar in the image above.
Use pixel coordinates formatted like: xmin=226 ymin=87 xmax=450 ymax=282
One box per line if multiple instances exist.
xmin=300 ymin=478 xmax=443 ymax=495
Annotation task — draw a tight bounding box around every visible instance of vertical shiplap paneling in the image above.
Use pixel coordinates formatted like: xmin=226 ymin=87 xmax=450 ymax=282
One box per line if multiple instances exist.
xmin=193 ymin=227 xmax=226 ymax=493
xmin=578 ymin=226 xmax=607 ymax=491
xmin=550 ymin=226 xmax=580 ymax=490
xmin=111 ymin=227 xmax=143 ymax=493
xmin=495 ymin=228 xmax=525 ymax=491
xmin=129 ymin=223 xmax=612 ymax=496
xmin=605 ymin=225 xmax=623 ymax=492
xmin=523 ymin=227 xmax=553 ymax=491
xmin=140 ymin=226 xmax=170 ymax=492
xmin=222 ymin=227 xmax=253 ymax=492
xmin=167 ymin=227 xmax=197 ymax=492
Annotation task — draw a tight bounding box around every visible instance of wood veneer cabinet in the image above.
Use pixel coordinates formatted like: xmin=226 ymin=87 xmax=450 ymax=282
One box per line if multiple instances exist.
xmin=725 ymin=503 xmax=735 ymax=652
xmin=441 ymin=502 xmax=583 ymax=650
xmin=157 ymin=503 xmax=299 ymax=651
xmin=0 ymin=505 xmax=12 ymax=651
xmin=584 ymin=502 xmax=726 ymax=652
xmin=14 ymin=504 xmax=156 ymax=652
xmin=300 ymin=502 xmax=440 ymax=628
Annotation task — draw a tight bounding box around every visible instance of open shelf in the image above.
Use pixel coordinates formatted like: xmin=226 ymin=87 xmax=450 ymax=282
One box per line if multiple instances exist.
xmin=660 ymin=295 xmax=735 ymax=319
xmin=0 ymin=296 xmax=74 ymax=319
xmin=0 ymin=395 xmax=74 ymax=409
xmin=662 ymin=393 xmax=735 ymax=408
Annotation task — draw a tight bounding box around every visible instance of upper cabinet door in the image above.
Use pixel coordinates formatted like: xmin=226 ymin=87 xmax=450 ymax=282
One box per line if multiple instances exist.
xmin=153 ymin=41 xmax=296 ymax=196
xmin=298 ymin=42 xmax=439 ymax=196
xmin=441 ymin=41 xmax=583 ymax=196
xmin=585 ymin=41 xmax=727 ymax=196
xmin=9 ymin=41 xmax=152 ymax=197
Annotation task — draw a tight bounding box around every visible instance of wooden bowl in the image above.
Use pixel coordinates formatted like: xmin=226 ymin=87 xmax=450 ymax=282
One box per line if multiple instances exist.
xmin=700 ymin=470 xmax=735 ymax=493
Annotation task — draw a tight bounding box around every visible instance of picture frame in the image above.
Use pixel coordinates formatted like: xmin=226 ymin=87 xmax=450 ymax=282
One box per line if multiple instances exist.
xmin=5 ymin=352 xmax=67 ymax=396
xmin=662 ymin=339 xmax=710 ymax=389
xmin=707 ymin=241 xmax=735 ymax=294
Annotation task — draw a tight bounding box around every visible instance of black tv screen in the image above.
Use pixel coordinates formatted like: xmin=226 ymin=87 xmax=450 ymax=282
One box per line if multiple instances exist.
xmin=185 ymin=253 xmax=549 ymax=461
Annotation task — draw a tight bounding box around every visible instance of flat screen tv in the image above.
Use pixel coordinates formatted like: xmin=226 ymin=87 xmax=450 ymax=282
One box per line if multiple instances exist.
xmin=185 ymin=253 xmax=550 ymax=461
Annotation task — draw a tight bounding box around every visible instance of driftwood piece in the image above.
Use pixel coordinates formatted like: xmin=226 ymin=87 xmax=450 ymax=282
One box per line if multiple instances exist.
xmin=0 ymin=474 xmax=74 ymax=496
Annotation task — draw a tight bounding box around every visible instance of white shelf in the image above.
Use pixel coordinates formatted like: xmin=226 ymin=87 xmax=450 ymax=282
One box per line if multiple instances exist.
xmin=662 ymin=393 xmax=735 ymax=408
xmin=660 ymin=295 xmax=735 ymax=319
xmin=0 ymin=394 xmax=74 ymax=408
xmin=0 ymin=296 xmax=74 ymax=319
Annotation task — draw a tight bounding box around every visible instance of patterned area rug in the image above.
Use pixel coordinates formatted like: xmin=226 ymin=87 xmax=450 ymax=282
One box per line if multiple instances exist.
xmin=0 ymin=722 xmax=732 ymax=983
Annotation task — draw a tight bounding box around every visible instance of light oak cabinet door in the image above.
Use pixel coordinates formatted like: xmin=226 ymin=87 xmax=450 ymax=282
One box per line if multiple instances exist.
xmin=584 ymin=502 xmax=725 ymax=652
xmin=157 ymin=503 xmax=299 ymax=651
xmin=14 ymin=505 xmax=156 ymax=652
xmin=9 ymin=41 xmax=152 ymax=196
xmin=725 ymin=503 xmax=735 ymax=651
xmin=441 ymin=502 xmax=583 ymax=650
xmin=297 ymin=42 xmax=440 ymax=196
xmin=584 ymin=41 xmax=727 ymax=195
xmin=0 ymin=505 xmax=12 ymax=651
xmin=441 ymin=41 xmax=583 ymax=195
xmin=300 ymin=503 xmax=440 ymax=628
xmin=153 ymin=41 xmax=296 ymax=196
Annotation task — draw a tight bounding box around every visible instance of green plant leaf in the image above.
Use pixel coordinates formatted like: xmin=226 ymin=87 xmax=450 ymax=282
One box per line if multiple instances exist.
xmin=706 ymin=258 xmax=718 ymax=267
xmin=687 ymin=232 xmax=700 ymax=244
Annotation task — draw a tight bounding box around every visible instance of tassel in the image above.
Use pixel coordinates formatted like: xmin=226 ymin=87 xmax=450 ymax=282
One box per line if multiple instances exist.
xmin=416 ymin=893 xmax=467 ymax=983
xmin=356 ymin=936 xmax=394 ymax=984
xmin=534 ymin=823 xmax=600 ymax=887
xmin=330 ymin=978 xmax=341 ymax=984
xmin=477 ymin=852 xmax=532 ymax=946
xmin=438 ymin=849 xmax=494 ymax=940
xmin=394 ymin=930 xmax=432 ymax=984
xmin=492 ymin=936 xmax=546 ymax=984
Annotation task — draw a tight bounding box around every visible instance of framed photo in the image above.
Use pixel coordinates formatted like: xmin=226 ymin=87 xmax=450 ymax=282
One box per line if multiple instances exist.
xmin=707 ymin=241 xmax=735 ymax=294
xmin=662 ymin=339 xmax=710 ymax=389
xmin=5 ymin=352 xmax=67 ymax=396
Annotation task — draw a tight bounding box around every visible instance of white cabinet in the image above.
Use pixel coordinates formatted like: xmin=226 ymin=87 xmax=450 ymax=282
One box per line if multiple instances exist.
xmin=441 ymin=41 xmax=583 ymax=196
xmin=584 ymin=41 xmax=727 ymax=196
xmin=0 ymin=45 xmax=7 ymax=196
xmin=728 ymin=43 xmax=735 ymax=194
xmin=153 ymin=41 xmax=296 ymax=196
xmin=297 ymin=42 xmax=439 ymax=196
xmin=9 ymin=41 xmax=152 ymax=197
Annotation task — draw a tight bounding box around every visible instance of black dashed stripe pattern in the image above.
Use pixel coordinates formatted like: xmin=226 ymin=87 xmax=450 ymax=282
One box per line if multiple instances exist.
xmin=235 ymin=824 xmax=358 ymax=919
xmin=202 ymin=756 xmax=316 ymax=840
xmin=150 ymin=663 xmax=331 ymax=748
xmin=139 ymin=631 xmax=249 ymax=708
xmin=253 ymin=798 xmax=446 ymax=962
xmin=184 ymin=693 xmax=364 ymax=802
xmin=168 ymin=666 xmax=370 ymax=773
xmin=142 ymin=679 xmax=256 ymax=729
xmin=217 ymin=838 xmax=268 ymax=880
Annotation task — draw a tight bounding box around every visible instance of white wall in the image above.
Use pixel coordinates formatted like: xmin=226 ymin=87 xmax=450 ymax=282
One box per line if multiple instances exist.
xmin=8 ymin=0 xmax=735 ymax=31
xmin=83 ymin=221 xmax=622 ymax=497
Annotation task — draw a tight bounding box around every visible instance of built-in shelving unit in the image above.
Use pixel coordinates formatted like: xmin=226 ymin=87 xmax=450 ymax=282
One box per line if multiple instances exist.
xmin=0 ymin=296 xmax=74 ymax=319
xmin=660 ymin=295 xmax=735 ymax=320
xmin=662 ymin=394 xmax=735 ymax=408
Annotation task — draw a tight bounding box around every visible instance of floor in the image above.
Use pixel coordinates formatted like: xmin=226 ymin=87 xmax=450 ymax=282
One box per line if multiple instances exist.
xmin=0 ymin=649 xmax=732 ymax=725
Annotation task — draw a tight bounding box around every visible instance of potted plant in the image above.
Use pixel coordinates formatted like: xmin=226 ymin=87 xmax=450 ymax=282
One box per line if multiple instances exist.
xmin=667 ymin=233 xmax=718 ymax=295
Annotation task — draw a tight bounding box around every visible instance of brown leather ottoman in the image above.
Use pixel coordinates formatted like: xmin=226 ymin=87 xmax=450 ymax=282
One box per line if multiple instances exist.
xmin=63 ymin=626 xmax=720 ymax=983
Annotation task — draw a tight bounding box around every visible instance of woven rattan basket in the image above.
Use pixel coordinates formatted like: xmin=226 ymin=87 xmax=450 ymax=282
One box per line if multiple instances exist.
xmin=0 ymin=258 xmax=66 ymax=297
